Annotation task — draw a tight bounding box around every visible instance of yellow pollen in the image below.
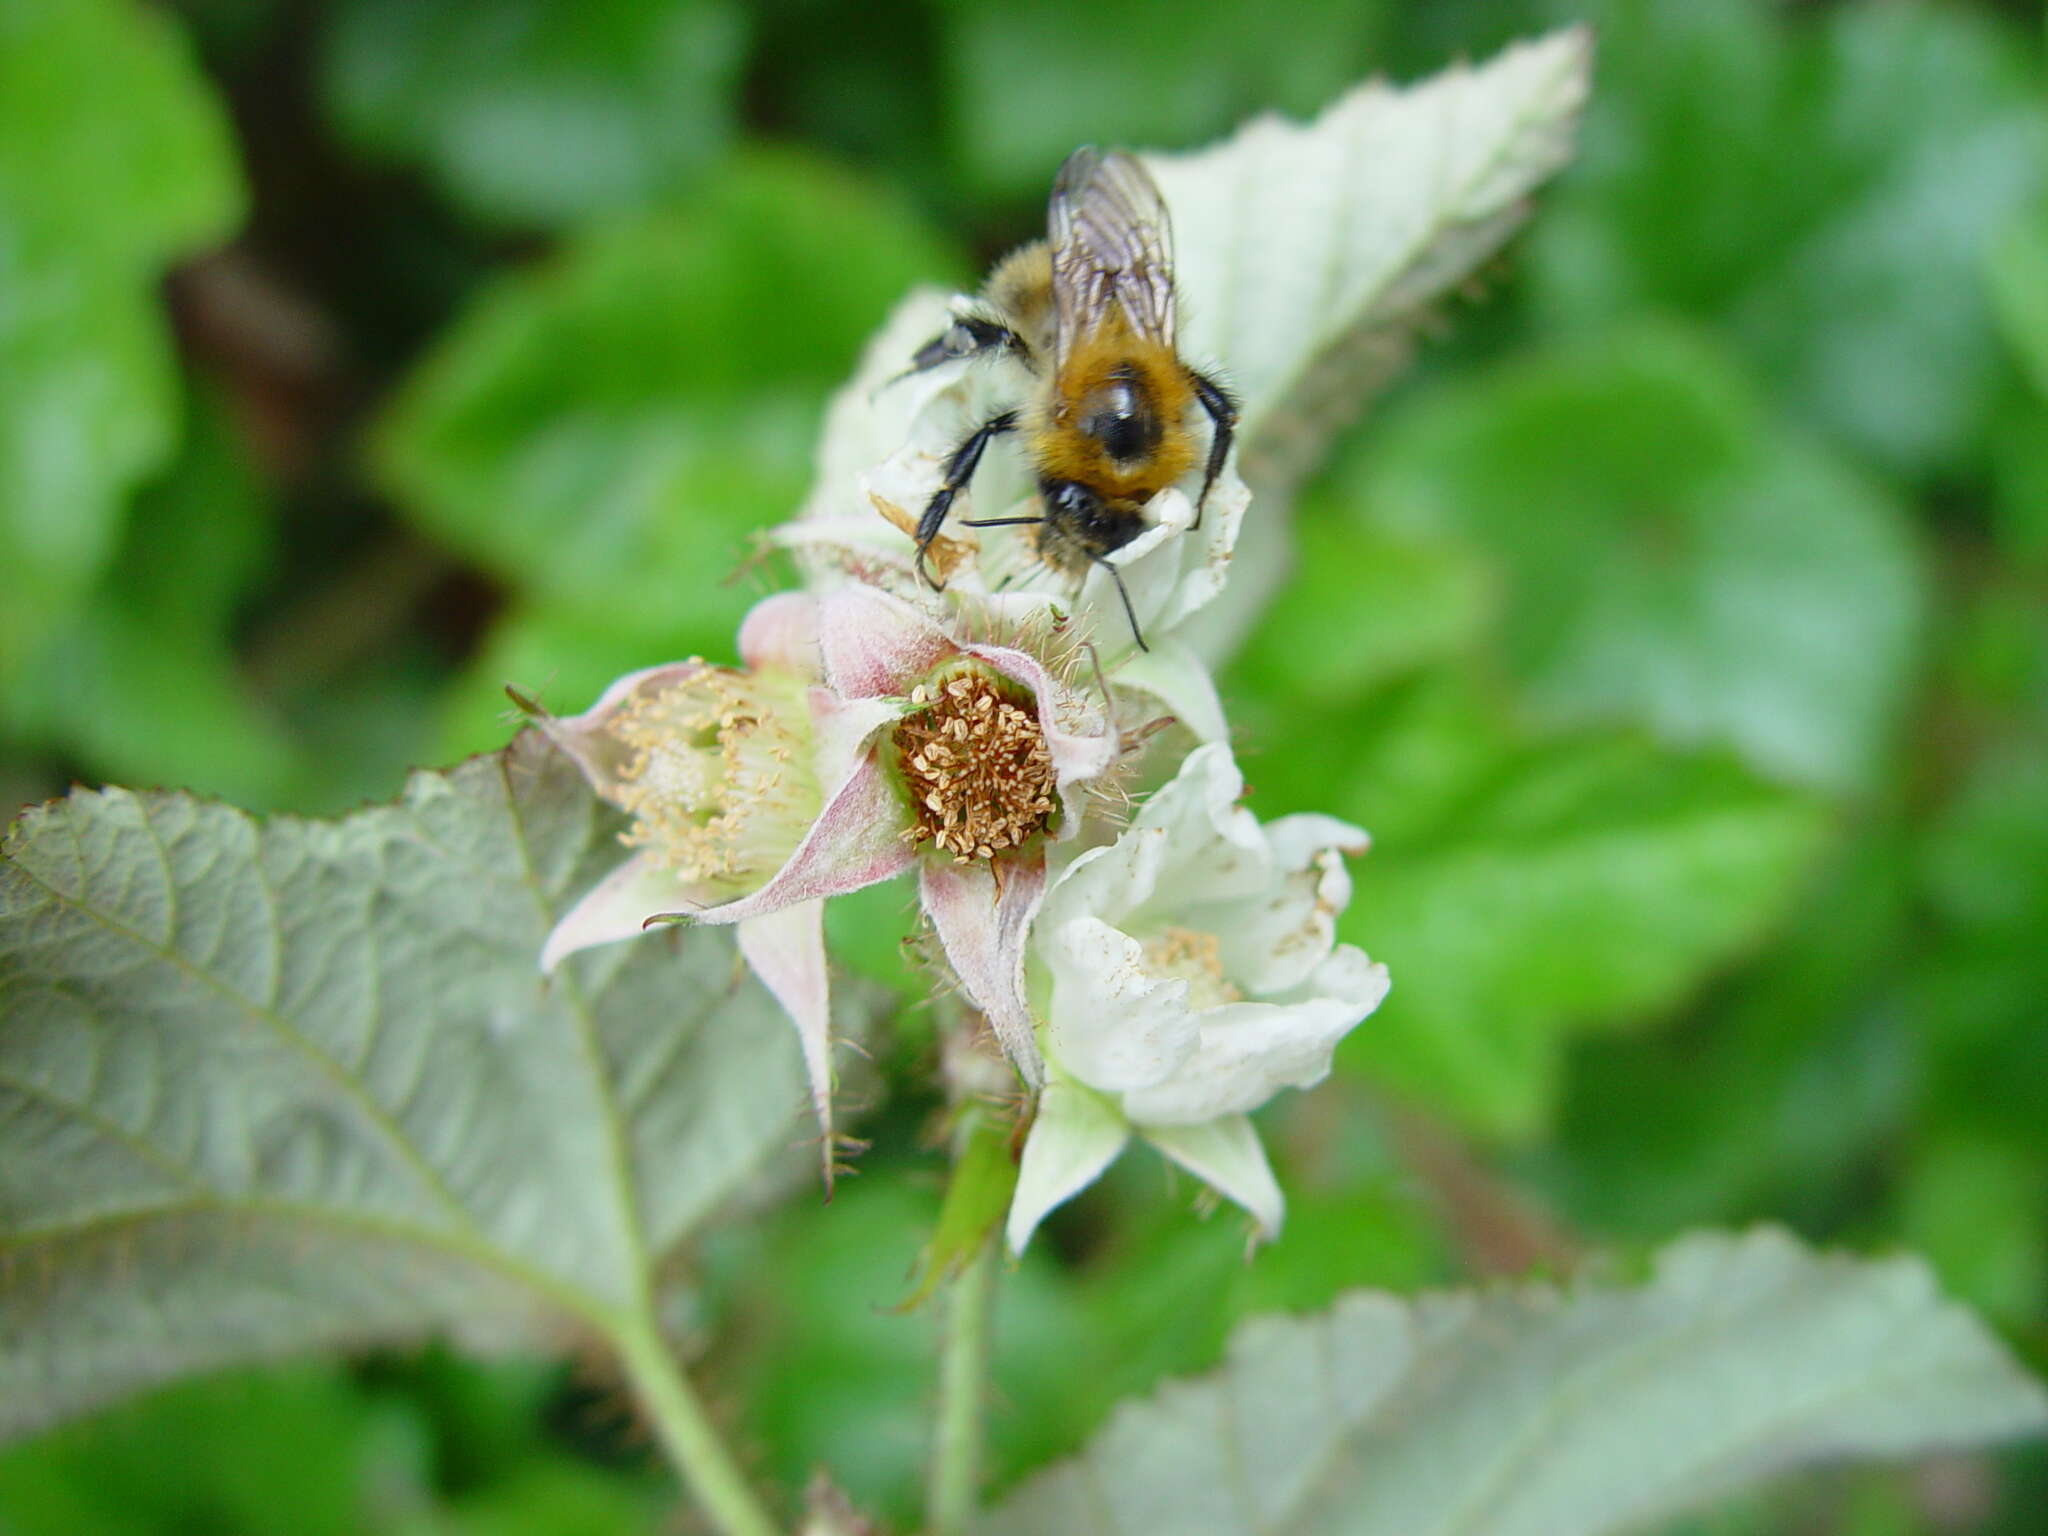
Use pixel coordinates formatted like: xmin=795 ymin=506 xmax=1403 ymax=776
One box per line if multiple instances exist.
xmin=893 ymin=667 xmax=1057 ymax=863
xmin=608 ymin=663 xmax=816 ymax=889
xmin=1141 ymin=926 xmax=1243 ymax=1007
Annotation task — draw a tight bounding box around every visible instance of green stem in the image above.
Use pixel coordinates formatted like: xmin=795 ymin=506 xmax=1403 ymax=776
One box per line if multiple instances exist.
xmin=612 ymin=1315 xmax=782 ymax=1536
xmin=928 ymin=1231 xmax=998 ymax=1535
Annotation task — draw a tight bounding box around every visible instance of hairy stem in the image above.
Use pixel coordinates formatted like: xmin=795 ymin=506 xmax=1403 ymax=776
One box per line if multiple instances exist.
xmin=928 ymin=1230 xmax=998 ymax=1535
xmin=612 ymin=1315 xmax=781 ymax=1536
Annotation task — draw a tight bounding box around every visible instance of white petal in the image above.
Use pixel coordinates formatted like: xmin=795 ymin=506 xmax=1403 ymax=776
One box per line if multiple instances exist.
xmin=1143 ymin=1115 xmax=1283 ymax=1241
xmin=1133 ymin=742 xmax=1273 ymax=910
xmin=1041 ymin=915 xmax=1202 ymax=1094
xmin=921 ymin=857 xmax=1048 ymax=1086
xmin=1035 ymin=815 xmax=1172 ymax=938
xmin=735 ymin=902 xmax=835 ymax=1166
xmin=540 ymin=853 xmax=706 ymax=973
xmin=1120 ymin=948 xmax=1389 ymax=1124
xmin=1007 ymin=1079 xmax=1130 ymax=1253
xmin=1191 ymin=846 xmax=1344 ymax=997
xmin=1263 ymin=811 xmax=1370 ymax=867
xmin=1112 ymin=638 xmax=1229 ymax=743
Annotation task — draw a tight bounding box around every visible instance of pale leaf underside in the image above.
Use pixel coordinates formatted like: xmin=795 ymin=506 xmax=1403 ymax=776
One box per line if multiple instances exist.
xmin=0 ymin=733 xmax=845 ymax=1439
xmin=982 ymin=1228 xmax=2048 ymax=1536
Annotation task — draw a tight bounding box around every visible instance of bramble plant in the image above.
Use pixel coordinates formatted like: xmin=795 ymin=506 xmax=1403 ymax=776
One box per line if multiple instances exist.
xmin=4 ymin=21 xmax=2046 ymax=1536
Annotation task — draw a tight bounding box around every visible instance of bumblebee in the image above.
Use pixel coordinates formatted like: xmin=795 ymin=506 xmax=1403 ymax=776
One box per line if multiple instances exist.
xmin=906 ymin=146 xmax=1237 ymax=650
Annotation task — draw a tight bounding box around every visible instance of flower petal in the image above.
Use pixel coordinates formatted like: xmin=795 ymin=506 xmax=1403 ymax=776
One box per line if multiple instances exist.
xmin=1040 ymin=915 xmax=1202 ymax=1093
xmin=1190 ymin=844 xmax=1349 ymax=997
xmin=738 ymin=591 xmax=822 ymax=677
xmin=818 ymin=584 xmax=958 ymax=699
xmin=1111 ymin=637 xmax=1229 ymax=743
xmin=1119 ymin=947 xmax=1389 ymax=1124
xmin=1007 ymin=1078 xmax=1130 ymax=1253
xmin=526 ymin=661 xmax=711 ymax=801
xmin=1136 ymin=742 xmax=1273 ymax=909
xmin=1142 ymin=1114 xmax=1283 ymax=1241
xmin=920 ymin=856 xmax=1048 ymax=1086
xmin=540 ymin=852 xmax=710 ymax=974
xmin=735 ymin=901 xmax=836 ymax=1180
xmin=695 ymin=753 xmax=915 ymax=925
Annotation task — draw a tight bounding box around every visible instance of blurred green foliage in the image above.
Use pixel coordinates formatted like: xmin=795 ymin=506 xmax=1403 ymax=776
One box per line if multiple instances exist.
xmin=1 ymin=0 xmax=2044 ymax=1530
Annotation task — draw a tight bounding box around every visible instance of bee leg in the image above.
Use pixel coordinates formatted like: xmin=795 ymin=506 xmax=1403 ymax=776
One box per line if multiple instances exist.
xmin=1091 ymin=553 xmax=1149 ymax=654
xmin=905 ymin=316 xmax=1031 ymax=376
xmin=915 ymin=409 xmax=1020 ymax=588
xmin=1185 ymin=368 xmax=1239 ymax=532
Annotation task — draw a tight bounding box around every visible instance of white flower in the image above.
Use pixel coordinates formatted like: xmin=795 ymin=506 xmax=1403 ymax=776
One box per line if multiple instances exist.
xmin=1008 ymin=742 xmax=1389 ymax=1251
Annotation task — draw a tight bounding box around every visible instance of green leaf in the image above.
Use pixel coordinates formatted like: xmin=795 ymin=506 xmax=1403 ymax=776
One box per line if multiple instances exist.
xmin=322 ymin=0 xmax=746 ymax=228
xmin=1989 ymin=206 xmax=2048 ymax=405
xmin=1528 ymin=0 xmax=2048 ymax=479
xmin=1339 ymin=712 xmax=1828 ymax=1138
xmin=1149 ymin=25 xmax=1591 ymax=488
xmin=0 ymin=0 xmax=243 ymax=675
xmin=0 ymin=732 xmax=862 ymax=1439
xmin=0 ymin=1362 xmax=425 ymax=1536
xmin=981 ymin=1228 xmax=2048 ymax=1536
xmin=1357 ymin=324 xmax=1925 ymax=793
xmin=376 ymin=150 xmax=958 ymax=659
xmin=939 ymin=0 xmax=1394 ymax=202
xmin=0 ymin=388 xmax=296 ymax=807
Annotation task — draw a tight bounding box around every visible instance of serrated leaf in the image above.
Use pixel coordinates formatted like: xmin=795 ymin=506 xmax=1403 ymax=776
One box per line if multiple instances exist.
xmin=982 ymin=1228 xmax=2048 ymax=1536
xmin=1356 ymin=324 xmax=1924 ymax=793
xmin=0 ymin=732 xmax=856 ymax=1440
xmin=322 ymin=0 xmax=746 ymax=228
xmin=0 ymin=0 xmax=244 ymax=676
xmin=1149 ymin=25 xmax=1591 ymax=487
xmin=375 ymin=151 xmax=957 ymax=690
xmin=1142 ymin=25 xmax=1589 ymax=657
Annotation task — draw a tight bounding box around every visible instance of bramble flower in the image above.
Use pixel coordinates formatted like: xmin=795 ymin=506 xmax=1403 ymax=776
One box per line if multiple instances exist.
xmin=697 ymin=581 xmax=1117 ymax=1086
xmin=531 ymin=593 xmax=849 ymax=1161
xmin=1007 ymin=742 xmax=1390 ymax=1251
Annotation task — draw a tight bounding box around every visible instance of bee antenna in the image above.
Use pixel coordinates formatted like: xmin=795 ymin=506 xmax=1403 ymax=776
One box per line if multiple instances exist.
xmin=1091 ymin=554 xmax=1148 ymax=653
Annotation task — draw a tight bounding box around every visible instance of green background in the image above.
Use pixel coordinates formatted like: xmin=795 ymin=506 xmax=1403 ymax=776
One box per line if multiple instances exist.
xmin=1 ymin=0 xmax=2043 ymax=1530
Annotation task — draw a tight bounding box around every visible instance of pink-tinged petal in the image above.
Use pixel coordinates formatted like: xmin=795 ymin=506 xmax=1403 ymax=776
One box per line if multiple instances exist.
xmin=807 ymin=687 xmax=904 ymax=791
xmin=738 ymin=591 xmax=823 ymax=677
xmin=920 ymin=856 xmax=1048 ymax=1086
xmin=1142 ymin=1115 xmax=1283 ymax=1241
xmin=818 ymin=584 xmax=958 ymax=699
xmin=964 ymin=641 xmax=1115 ymax=827
xmin=523 ymin=661 xmax=710 ymax=801
xmin=541 ymin=852 xmax=709 ymax=974
xmin=736 ymin=901 xmax=838 ymax=1185
xmin=695 ymin=754 xmax=915 ymax=925
xmin=1007 ymin=1079 xmax=1129 ymax=1253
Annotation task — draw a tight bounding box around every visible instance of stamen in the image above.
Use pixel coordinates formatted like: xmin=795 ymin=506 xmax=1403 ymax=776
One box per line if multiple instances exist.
xmin=1141 ymin=925 xmax=1243 ymax=1008
xmin=608 ymin=664 xmax=818 ymax=889
xmin=893 ymin=664 xmax=1058 ymax=862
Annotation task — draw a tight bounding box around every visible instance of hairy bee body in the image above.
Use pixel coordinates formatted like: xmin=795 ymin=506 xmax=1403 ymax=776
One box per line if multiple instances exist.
xmin=905 ymin=149 xmax=1237 ymax=646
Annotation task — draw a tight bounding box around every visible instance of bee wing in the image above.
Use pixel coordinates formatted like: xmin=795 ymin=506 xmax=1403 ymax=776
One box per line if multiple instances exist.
xmin=1047 ymin=147 xmax=1176 ymax=363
